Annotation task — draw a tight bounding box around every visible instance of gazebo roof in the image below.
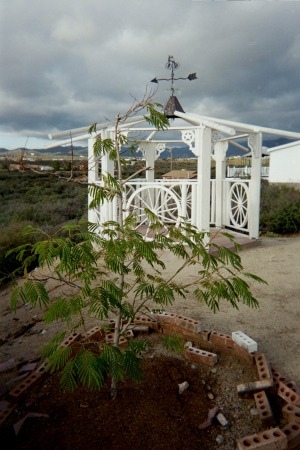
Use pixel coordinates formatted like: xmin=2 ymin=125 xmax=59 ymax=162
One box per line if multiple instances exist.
xmin=45 ymin=111 xmax=300 ymax=149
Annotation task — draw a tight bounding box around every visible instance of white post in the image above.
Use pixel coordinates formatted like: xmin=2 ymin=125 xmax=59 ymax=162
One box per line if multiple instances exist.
xmin=195 ymin=126 xmax=212 ymax=234
xmin=214 ymin=141 xmax=227 ymax=228
xmin=88 ymin=137 xmax=98 ymax=225
xmin=144 ymin=143 xmax=156 ymax=182
xmin=248 ymin=133 xmax=262 ymax=239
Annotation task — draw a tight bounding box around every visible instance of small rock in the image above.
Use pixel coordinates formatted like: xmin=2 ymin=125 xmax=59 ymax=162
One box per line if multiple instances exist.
xmin=201 ymin=380 xmax=206 ymax=385
xmin=25 ymin=303 xmax=32 ymax=311
xmin=184 ymin=341 xmax=192 ymax=348
xmin=40 ymin=330 xmax=47 ymax=335
xmin=216 ymin=412 xmax=229 ymax=428
xmin=250 ymin=407 xmax=259 ymax=416
xmin=191 ymin=364 xmax=197 ymax=369
xmin=206 ymin=385 xmax=212 ymax=391
xmin=211 ymin=368 xmax=217 ymax=374
xmin=207 ymin=392 xmax=214 ymax=400
xmin=216 ymin=435 xmax=224 ymax=445
xmin=178 ymin=381 xmax=189 ymax=395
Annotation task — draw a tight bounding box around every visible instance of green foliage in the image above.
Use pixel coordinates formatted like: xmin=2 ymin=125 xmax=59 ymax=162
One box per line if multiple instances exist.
xmin=260 ymin=182 xmax=300 ymax=234
xmin=0 ymin=171 xmax=87 ymax=284
xmin=162 ymin=334 xmax=185 ymax=353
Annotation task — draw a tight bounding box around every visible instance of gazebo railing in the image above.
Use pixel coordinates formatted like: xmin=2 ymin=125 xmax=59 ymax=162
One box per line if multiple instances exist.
xmin=90 ymin=178 xmax=251 ymax=235
xmin=222 ymin=179 xmax=250 ymax=232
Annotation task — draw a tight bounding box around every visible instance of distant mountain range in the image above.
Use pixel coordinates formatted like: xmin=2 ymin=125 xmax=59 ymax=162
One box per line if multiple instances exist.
xmin=0 ymin=137 xmax=295 ymax=159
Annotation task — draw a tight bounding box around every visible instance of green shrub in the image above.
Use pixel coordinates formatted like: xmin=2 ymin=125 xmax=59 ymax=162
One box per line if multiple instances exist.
xmin=0 ymin=170 xmax=87 ymax=284
xmin=260 ymin=182 xmax=300 ymax=234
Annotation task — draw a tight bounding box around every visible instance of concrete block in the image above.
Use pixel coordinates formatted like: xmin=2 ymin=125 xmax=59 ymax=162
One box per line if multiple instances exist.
xmin=254 ymin=391 xmax=274 ymax=423
xmin=185 ymin=346 xmax=218 ymax=366
xmin=277 ymin=381 xmax=300 ymax=405
xmin=9 ymin=371 xmax=44 ymax=401
xmin=236 ymin=427 xmax=287 ymax=449
xmin=255 ymin=354 xmax=272 ymax=381
xmin=232 ymin=330 xmax=258 ymax=353
xmin=281 ymin=421 xmax=300 ymax=449
xmin=209 ymin=331 xmax=234 ymax=348
xmin=174 ymin=315 xmax=202 ymax=333
xmin=282 ymin=404 xmax=300 ymax=424
xmin=237 ymin=379 xmax=274 ymax=398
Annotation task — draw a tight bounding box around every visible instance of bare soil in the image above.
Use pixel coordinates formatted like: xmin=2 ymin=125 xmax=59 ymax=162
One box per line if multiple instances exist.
xmin=0 ymin=235 xmax=299 ymax=449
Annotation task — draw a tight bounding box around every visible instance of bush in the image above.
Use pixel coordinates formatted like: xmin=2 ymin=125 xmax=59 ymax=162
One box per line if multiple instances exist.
xmin=260 ymin=182 xmax=300 ymax=235
xmin=0 ymin=170 xmax=87 ymax=284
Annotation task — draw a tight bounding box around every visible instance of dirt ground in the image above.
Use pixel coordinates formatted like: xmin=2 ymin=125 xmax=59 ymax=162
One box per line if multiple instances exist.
xmin=0 ymin=235 xmax=299 ymax=449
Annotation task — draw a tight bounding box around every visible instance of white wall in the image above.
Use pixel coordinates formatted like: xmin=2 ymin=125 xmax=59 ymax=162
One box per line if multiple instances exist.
xmin=268 ymin=141 xmax=300 ymax=183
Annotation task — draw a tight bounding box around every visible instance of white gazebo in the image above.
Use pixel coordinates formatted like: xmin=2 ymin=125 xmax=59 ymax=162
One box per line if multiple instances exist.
xmin=46 ymin=110 xmax=300 ymax=240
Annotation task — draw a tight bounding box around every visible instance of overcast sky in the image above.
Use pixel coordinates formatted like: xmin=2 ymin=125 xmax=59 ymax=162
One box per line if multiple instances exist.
xmin=1 ymin=0 xmax=300 ymax=149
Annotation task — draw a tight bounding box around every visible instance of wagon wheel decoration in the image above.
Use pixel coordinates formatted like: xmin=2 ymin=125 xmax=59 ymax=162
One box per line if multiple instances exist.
xmin=228 ymin=182 xmax=249 ymax=228
xmin=167 ymin=184 xmax=193 ymax=221
xmin=125 ymin=185 xmax=182 ymax=235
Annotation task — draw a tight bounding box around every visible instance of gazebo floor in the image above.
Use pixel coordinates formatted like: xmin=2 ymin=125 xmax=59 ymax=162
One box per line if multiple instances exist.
xmin=209 ymin=227 xmax=261 ymax=254
xmin=135 ymin=225 xmax=261 ymax=253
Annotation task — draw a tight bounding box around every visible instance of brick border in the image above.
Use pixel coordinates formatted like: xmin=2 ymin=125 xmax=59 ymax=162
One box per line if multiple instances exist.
xmin=1 ymin=312 xmax=299 ymax=449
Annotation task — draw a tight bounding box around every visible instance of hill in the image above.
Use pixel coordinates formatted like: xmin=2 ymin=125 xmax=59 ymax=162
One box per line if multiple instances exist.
xmin=0 ymin=137 xmax=295 ymax=159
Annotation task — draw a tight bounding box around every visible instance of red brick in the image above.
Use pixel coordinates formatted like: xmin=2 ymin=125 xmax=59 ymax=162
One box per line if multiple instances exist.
xmin=255 ymin=354 xmax=272 ymax=381
xmin=9 ymin=371 xmax=44 ymax=401
xmin=0 ymin=402 xmax=16 ymax=426
xmin=129 ymin=325 xmax=150 ymax=335
xmin=82 ymin=326 xmax=105 ymax=342
xmin=272 ymin=368 xmax=298 ymax=393
xmin=209 ymin=330 xmax=234 ymax=348
xmin=237 ymin=379 xmax=274 ymax=398
xmin=185 ymin=346 xmax=217 ymax=366
xmin=236 ymin=427 xmax=287 ymax=450
xmin=59 ymin=332 xmax=81 ymax=356
xmin=151 ymin=312 xmax=177 ymax=327
xmin=124 ymin=329 xmax=134 ymax=339
xmin=233 ymin=343 xmax=256 ymax=364
xmin=104 ymin=332 xmax=128 ymax=348
xmin=254 ymin=391 xmax=274 ymax=424
xmin=174 ymin=315 xmax=201 ymax=333
xmin=277 ymin=381 xmax=300 ymax=405
xmin=281 ymin=422 xmax=300 ymax=449
xmin=134 ymin=314 xmax=160 ymax=331
xmin=35 ymin=360 xmax=49 ymax=374
xmin=282 ymin=404 xmax=300 ymax=424
xmin=199 ymin=330 xmax=211 ymax=341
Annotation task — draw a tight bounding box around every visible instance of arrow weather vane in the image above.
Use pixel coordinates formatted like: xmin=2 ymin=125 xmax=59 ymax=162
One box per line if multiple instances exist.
xmin=151 ymin=55 xmax=197 ymax=96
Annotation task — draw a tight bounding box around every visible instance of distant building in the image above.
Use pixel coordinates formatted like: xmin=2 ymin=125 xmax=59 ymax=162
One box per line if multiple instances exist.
xmin=162 ymin=169 xmax=197 ymax=179
xmin=268 ymin=140 xmax=300 ymax=183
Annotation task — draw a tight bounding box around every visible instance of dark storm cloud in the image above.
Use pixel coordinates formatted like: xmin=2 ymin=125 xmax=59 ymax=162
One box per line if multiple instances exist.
xmin=1 ymin=0 xmax=300 ymax=147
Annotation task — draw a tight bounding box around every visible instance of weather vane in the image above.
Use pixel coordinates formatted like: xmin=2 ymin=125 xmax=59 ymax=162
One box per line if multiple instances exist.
xmin=151 ymin=56 xmax=197 ymax=96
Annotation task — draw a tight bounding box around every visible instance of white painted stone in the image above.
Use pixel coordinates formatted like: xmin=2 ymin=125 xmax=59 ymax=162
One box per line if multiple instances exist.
xmin=232 ymin=331 xmax=257 ymax=353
